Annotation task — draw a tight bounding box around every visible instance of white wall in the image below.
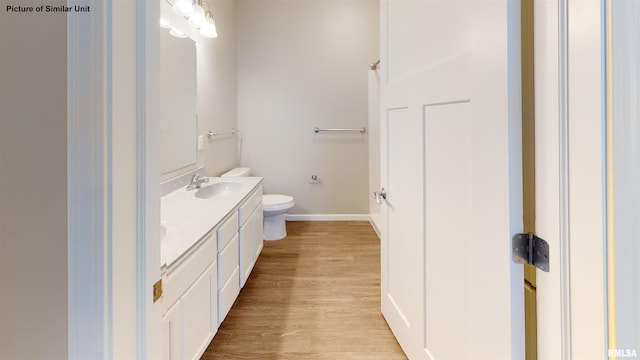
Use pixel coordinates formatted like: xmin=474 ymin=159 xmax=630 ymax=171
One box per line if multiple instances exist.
xmin=0 ymin=7 xmax=68 ymax=359
xmin=161 ymin=0 xmax=238 ymax=180
xmin=199 ymin=0 xmax=239 ymax=176
xmin=237 ymin=0 xmax=379 ymax=215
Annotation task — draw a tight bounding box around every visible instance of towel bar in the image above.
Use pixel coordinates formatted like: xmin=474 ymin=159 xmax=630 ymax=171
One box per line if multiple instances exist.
xmin=207 ymin=128 xmax=239 ymax=139
xmin=313 ymin=126 xmax=366 ymax=134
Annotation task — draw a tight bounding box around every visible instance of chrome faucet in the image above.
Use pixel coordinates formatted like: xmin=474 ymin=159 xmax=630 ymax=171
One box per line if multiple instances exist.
xmin=186 ymin=174 xmax=209 ymax=190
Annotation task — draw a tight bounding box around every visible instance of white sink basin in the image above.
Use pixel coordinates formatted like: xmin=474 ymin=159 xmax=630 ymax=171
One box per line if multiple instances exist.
xmin=195 ymin=182 xmax=242 ymax=199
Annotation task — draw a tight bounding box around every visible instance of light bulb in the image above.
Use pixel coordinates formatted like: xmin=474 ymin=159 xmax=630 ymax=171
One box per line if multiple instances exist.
xmin=188 ymin=3 xmax=205 ymax=28
xmin=169 ymin=27 xmax=188 ymax=38
xmin=199 ymin=11 xmax=217 ymax=38
xmin=159 ymin=18 xmax=171 ymax=29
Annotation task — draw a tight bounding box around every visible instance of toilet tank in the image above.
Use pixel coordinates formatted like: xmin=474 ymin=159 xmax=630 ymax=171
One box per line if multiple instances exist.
xmin=221 ymin=167 xmax=250 ymax=177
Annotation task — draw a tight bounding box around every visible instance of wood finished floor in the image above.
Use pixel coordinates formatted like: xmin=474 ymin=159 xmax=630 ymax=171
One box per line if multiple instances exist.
xmin=201 ymin=221 xmax=407 ymax=360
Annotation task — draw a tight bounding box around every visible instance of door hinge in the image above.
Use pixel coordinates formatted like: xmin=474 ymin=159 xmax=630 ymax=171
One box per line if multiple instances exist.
xmin=153 ymin=279 xmax=163 ymax=303
xmin=512 ymin=233 xmax=549 ymax=272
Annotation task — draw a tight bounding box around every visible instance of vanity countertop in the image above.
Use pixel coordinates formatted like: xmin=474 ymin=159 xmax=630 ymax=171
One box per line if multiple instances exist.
xmin=161 ymin=176 xmax=263 ymax=270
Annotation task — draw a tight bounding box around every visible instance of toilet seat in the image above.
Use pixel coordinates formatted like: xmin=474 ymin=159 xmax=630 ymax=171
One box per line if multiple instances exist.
xmin=262 ymin=194 xmax=294 ymax=212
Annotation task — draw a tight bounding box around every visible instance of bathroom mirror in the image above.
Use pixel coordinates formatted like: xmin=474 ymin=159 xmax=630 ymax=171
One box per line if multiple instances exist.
xmin=160 ymin=29 xmax=197 ymax=174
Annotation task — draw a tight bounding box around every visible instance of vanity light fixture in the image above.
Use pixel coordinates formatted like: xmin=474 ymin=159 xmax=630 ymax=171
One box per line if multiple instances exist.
xmin=163 ymin=0 xmax=218 ymax=39
xmin=172 ymin=0 xmax=192 ymax=16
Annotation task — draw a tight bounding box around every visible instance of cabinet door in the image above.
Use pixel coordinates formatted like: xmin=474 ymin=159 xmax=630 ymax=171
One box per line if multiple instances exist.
xmin=162 ymin=300 xmax=182 ymax=360
xmin=217 ymin=235 xmax=240 ymax=324
xmin=254 ymin=203 xmax=263 ymax=260
xmin=239 ymin=206 xmax=257 ymax=287
xmin=182 ymin=262 xmax=217 ymax=360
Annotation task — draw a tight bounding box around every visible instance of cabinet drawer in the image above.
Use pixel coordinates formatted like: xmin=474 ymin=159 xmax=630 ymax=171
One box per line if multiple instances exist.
xmin=163 ymin=231 xmax=217 ymax=314
xmin=217 ymin=234 xmax=239 ymax=288
xmin=239 ymin=185 xmax=263 ymax=227
xmin=217 ymin=211 xmax=238 ymax=250
xmin=218 ymin=266 xmax=240 ymax=325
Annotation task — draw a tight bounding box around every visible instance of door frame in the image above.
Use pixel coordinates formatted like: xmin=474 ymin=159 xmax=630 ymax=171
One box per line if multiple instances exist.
xmin=521 ymin=1 xmax=537 ymax=359
xmin=534 ymin=0 xmax=608 ymax=358
xmin=67 ymin=0 xmax=161 ymax=358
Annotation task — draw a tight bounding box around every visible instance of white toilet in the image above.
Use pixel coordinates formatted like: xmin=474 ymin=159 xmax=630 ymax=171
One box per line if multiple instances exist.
xmin=221 ymin=168 xmax=294 ymax=240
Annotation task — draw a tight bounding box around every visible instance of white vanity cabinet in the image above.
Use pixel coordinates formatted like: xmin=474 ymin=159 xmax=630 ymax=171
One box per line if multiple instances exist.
xmin=238 ymin=186 xmax=264 ymax=287
xmin=162 ymin=231 xmax=217 ymax=360
xmin=160 ymin=177 xmax=264 ymax=358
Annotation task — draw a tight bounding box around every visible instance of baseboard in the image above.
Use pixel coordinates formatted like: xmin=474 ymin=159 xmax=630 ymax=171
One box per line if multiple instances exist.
xmin=285 ymin=214 xmax=370 ymax=221
xmin=369 ymin=217 xmax=381 ymax=238
xmin=369 ymin=213 xmax=383 ymax=239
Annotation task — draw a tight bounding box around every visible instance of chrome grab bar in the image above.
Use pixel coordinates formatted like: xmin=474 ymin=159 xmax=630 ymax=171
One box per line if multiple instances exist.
xmin=313 ymin=126 xmax=366 ymax=134
xmin=207 ymin=128 xmax=239 ymax=139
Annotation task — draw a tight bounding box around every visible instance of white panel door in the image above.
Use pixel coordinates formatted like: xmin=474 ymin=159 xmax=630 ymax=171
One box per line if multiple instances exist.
xmin=380 ymin=0 xmax=524 ymax=358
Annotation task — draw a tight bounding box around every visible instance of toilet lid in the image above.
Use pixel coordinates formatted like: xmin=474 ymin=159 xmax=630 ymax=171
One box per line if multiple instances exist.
xmin=262 ymin=194 xmax=294 ymax=211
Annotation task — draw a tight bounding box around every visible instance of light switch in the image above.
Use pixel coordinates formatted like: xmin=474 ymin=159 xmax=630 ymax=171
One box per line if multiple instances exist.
xmin=198 ymin=135 xmax=204 ymax=151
